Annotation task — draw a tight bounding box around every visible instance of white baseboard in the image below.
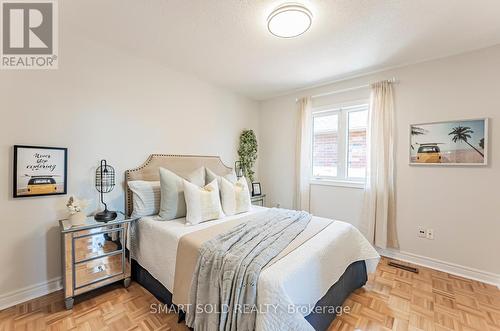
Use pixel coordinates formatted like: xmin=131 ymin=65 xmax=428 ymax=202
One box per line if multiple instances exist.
xmin=378 ymin=248 xmax=500 ymax=289
xmin=0 ymin=277 xmax=62 ymax=310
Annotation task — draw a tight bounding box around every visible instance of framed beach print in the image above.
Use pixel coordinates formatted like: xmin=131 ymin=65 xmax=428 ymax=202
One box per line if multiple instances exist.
xmin=409 ymin=118 xmax=488 ymax=165
xmin=13 ymin=145 xmax=68 ymax=198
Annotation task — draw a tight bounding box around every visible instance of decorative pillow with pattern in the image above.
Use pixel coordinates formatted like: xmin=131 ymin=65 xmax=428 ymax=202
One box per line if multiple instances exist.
xmin=128 ymin=180 xmax=161 ymax=218
xmin=219 ymin=176 xmax=251 ymax=216
xmin=183 ymin=179 xmax=225 ymax=225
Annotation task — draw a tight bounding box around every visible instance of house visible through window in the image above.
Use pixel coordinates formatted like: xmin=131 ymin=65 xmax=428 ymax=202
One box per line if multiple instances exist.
xmin=312 ymin=102 xmax=368 ymax=182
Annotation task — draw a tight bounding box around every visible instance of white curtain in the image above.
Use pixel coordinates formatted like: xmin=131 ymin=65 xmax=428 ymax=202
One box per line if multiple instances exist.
xmin=295 ymin=97 xmax=312 ymax=211
xmin=361 ymin=81 xmax=399 ymax=249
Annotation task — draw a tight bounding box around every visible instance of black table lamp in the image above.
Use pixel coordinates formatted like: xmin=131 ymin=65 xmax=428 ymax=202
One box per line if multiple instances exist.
xmin=94 ymin=159 xmax=117 ymax=222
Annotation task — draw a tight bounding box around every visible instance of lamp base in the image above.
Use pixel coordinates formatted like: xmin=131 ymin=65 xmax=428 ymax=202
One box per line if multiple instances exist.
xmin=94 ymin=210 xmax=117 ymax=222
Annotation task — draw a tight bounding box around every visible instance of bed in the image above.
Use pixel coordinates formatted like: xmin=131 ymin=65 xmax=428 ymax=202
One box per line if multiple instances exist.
xmin=125 ymin=154 xmax=380 ymax=331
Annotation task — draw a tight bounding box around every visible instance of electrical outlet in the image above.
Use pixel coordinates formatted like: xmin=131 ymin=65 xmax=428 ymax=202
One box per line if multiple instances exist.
xmin=418 ymin=227 xmax=426 ymax=238
xmin=426 ymin=228 xmax=434 ymax=240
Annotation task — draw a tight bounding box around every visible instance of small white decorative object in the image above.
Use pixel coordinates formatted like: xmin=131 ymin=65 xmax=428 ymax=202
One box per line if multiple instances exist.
xmin=66 ymin=196 xmax=88 ymax=226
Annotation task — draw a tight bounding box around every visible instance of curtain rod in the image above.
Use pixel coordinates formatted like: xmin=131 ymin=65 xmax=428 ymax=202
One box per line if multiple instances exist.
xmin=295 ymin=77 xmax=397 ymax=102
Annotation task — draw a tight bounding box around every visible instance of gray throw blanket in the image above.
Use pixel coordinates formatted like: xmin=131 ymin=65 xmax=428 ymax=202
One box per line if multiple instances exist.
xmin=186 ymin=208 xmax=312 ymax=331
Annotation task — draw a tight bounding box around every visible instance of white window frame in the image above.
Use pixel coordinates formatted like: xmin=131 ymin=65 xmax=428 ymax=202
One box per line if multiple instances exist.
xmin=311 ymin=100 xmax=369 ymax=188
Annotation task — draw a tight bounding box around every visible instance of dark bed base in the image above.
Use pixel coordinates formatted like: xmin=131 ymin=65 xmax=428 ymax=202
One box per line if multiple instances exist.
xmin=132 ymin=259 xmax=367 ymax=331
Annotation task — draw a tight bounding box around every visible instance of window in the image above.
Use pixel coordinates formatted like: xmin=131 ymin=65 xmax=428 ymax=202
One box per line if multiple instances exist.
xmin=312 ymin=112 xmax=339 ymax=177
xmin=312 ymin=102 xmax=368 ymax=182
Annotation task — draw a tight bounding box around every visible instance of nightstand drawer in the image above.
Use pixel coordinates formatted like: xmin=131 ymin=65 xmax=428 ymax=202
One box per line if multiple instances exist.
xmin=73 ymin=229 xmax=123 ymax=263
xmin=75 ymin=253 xmax=123 ymax=288
xmin=73 ymin=224 xmax=122 ymax=237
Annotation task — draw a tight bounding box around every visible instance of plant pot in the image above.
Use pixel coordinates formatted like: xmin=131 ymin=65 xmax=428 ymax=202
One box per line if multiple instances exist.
xmin=69 ymin=212 xmax=87 ymax=226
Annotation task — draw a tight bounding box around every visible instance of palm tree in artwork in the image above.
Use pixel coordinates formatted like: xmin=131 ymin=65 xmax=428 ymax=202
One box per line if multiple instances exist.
xmin=448 ymin=126 xmax=484 ymax=157
xmin=410 ymin=126 xmax=425 ymax=150
xmin=479 ymin=138 xmax=485 ymax=150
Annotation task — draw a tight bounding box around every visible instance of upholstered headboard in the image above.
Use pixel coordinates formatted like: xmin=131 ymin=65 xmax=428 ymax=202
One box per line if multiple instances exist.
xmin=124 ymin=154 xmax=233 ymax=216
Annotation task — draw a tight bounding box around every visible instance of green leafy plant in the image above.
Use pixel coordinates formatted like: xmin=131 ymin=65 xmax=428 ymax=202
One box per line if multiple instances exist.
xmin=237 ymin=129 xmax=258 ymax=182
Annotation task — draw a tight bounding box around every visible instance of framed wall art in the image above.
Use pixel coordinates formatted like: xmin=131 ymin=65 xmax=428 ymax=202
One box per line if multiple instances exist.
xmin=13 ymin=145 xmax=68 ymax=198
xmin=409 ymin=118 xmax=488 ymax=165
xmin=252 ymin=182 xmax=262 ymax=196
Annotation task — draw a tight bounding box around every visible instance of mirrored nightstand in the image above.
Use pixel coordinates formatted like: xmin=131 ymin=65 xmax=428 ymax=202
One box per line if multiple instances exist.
xmin=251 ymin=194 xmax=266 ymax=207
xmin=59 ymin=213 xmax=134 ymax=309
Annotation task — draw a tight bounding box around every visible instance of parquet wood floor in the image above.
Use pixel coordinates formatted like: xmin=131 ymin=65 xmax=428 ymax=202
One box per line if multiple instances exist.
xmin=1 ymin=257 xmax=499 ymax=331
xmin=330 ymin=258 xmax=500 ymax=331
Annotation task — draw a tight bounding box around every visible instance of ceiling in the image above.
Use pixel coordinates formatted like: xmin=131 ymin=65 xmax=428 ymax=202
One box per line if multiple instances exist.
xmin=63 ymin=0 xmax=500 ymax=100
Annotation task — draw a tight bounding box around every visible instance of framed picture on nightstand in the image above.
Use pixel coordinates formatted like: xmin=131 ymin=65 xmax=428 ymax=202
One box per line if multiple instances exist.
xmin=252 ymin=182 xmax=261 ymax=196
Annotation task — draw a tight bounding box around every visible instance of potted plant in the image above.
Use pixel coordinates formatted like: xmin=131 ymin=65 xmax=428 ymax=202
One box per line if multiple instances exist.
xmin=237 ymin=129 xmax=258 ymax=183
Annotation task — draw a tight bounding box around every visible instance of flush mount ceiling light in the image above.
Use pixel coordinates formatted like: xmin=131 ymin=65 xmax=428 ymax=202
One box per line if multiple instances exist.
xmin=267 ymin=3 xmax=313 ymax=38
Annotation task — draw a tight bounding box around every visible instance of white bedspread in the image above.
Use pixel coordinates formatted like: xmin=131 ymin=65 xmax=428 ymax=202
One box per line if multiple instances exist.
xmin=256 ymin=220 xmax=379 ymax=331
xmin=128 ymin=206 xmax=380 ymax=331
xmin=128 ymin=206 xmax=269 ymax=292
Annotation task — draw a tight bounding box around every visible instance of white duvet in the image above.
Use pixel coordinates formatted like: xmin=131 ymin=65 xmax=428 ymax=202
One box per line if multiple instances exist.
xmin=128 ymin=206 xmax=380 ymax=331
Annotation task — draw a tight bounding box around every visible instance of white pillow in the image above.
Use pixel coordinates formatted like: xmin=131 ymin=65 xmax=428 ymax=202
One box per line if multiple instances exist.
xmin=205 ymin=167 xmax=237 ymax=186
xmin=187 ymin=166 xmax=206 ymax=187
xmin=219 ymin=177 xmax=251 ymax=216
xmin=158 ymin=167 xmax=206 ymax=221
xmin=128 ymin=180 xmax=161 ymax=218
xmin=184 ymin=179 xmax=225 ymax=225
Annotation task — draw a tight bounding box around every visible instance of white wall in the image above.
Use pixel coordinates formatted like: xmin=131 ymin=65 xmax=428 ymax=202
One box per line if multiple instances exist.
xmin=0 ymin=31 xmax=259 ymax=302
xmin=259 ymin=45 xmax=500 ymax=277
xmin=309 ymin=184 xmax=364 ymax=229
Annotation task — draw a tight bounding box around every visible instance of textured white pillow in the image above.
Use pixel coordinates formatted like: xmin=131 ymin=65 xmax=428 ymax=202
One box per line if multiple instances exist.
xmin=205 ymin=167 xmax=237 ymax=186
xmin=158 ymin=167 xmax=206 ymax=221
xmin=184 ymin=179 xmax=225 ymax=225
xmin=219 ymin=177 xmax=251 ymax=216
xmin=128 ymin=180 xmax=161 ymax=218
xmin=187 ymin=166 xmax=206 ymax=187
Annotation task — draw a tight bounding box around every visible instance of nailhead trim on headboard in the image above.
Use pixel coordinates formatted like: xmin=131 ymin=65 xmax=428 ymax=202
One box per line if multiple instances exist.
xmin=124 ymin=154 xmax=233 ymax=216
